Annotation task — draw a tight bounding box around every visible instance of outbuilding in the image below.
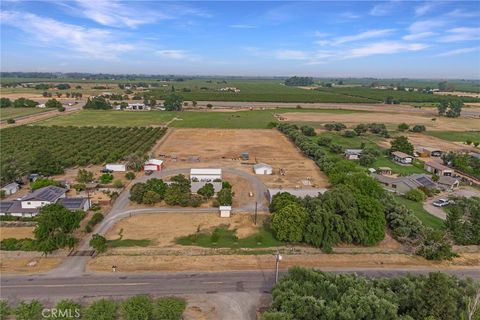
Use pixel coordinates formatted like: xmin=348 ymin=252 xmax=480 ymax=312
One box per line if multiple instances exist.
xmin=144 ymin=159 xmax=164 ymax=171
xmin=391 ymin=151 xmax=414 ymax=164
xmin=344 ymin=149 xmax=363 ymax=160
xmin=437 ymin=176 xmax=460 ymax=191
xmin=106 ymin=164 xmax=127 ymax=172
xmin=424 ymin=161 xmax=454 ymax=176
xmin=190 ymin=168 xmax=222 ymax=182
xmin=1 ymin=182 xmax=19 ymax=196
xmin=253 ymin=163 xmax=273 ymax=175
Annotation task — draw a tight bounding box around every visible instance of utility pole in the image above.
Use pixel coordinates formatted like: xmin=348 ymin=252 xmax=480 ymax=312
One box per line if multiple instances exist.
xmin=254 ymin=201 xmax=258 ymax=225
xmin=275 ymin=250 xmax=282 ymax=284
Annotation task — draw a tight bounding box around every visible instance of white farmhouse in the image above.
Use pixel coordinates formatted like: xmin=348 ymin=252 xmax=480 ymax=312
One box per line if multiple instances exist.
xmin=253 ymin=163 xmax=273 ymax=175
xmin=190 ymin=168 xmax=222 ymax=182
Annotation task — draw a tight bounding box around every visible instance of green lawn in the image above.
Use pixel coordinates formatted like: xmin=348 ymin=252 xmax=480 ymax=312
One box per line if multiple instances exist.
xmin=373 ymin=157 xmax=426 ymax=175
xmin=425 ymin=131 xmax=480 ymax=143
xmin=106 ymin=239 xmax=151 ymax=248
xmin=38 ymin=108 xmax=367 ymax=128
xmin=176 ymin=225 xmax=283 ymax=248
xmin=394 ymin=196 xmax=444 ymax=230
xmin=0 ymin=107 xmax=51 ymax=120
xmin=314 ymin=132 xmax=383 ymax=150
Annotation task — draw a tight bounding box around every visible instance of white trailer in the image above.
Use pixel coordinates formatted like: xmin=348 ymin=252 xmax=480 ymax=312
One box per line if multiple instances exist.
xmin=106 ymin=164 xmax=127 ymax=172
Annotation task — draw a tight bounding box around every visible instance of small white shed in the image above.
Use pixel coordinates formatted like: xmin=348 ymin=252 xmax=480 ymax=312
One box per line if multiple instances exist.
xmin=219 ymin=206 xmax=232 ymax=218
xmin=106 ymin=164 xmax=127 ymax=172
xmin=253 ymin=163 xmax=273 ymax=175
xmin=1 ymin=183 xmax=19 ymax=196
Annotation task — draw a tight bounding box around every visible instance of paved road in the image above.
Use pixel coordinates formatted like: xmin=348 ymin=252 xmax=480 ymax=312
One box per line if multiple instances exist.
xmin=48 ymin=167 xmax=269 ymax=276
xmin=3 ymin=268 xmax=480 ymax=301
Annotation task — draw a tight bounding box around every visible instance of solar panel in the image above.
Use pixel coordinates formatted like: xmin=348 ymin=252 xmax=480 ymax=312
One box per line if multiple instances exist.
xmin=0 ymin=201 xmax=14 ymax=212
xmin=59 ymin=198 xmax=85 ymax=208
xmin=416 ymin=177 xmax=435 ymax=188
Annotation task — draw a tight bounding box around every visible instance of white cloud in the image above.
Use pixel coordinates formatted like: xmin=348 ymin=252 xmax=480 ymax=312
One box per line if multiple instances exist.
xmin=436 ymin=47 xmax=479 ymax=57
xmin=228 ymin=24 xmax=256 ymax=29
xmin=345 ymin=41 xmax=428 ymax=58
xmin=332 ymin=29 xmax=395 ymax=45
xmin=408 ymin=19 xmax=446 ymax=33
xmin=448 ymin=9 xmax=480 ymax=18
xmin=72 ymin=0 xmax=164 ymax=28
xmin=370 ymin=0 xmax=402 ymax=16
xmin=0 ymin=10 xmax=133 ymax=59
xmin=156 ymin=50 xmax=191 ymax=60
xmin=275 ymin=50 xmax=308 ymax=60
xmin=340 ymin=12 xmax=361 ymax=19
xmin=415 ymin=2 xmax=436 ymax=16
xmin=403 ymin=32 xmax=436 ymax=41
xmin=438 ymin=27 xmax=480 ymax=43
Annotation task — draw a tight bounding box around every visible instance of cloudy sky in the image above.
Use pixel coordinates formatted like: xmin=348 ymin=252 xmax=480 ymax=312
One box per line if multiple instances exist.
xmin=1 ymin=0 xmax=479 ymax=78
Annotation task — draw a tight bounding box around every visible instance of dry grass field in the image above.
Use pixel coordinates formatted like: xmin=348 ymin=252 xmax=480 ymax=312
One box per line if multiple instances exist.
xmin=105 ymin=213 xmax=263 ymax=248
xmin=281 ymin=112 xmax=480 ymax=131
xmin=87 ymin=252 xmax=480 ymax=273
xmin=0 ymin=227 xmax=34 ymax=240
xmin=155 ymin=128 xmax=329 ymax=188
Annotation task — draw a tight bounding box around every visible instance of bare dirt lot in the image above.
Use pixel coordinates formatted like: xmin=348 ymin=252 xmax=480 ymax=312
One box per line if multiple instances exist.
xmin=155 ymin=128 xmax=329 ymax=188
xmin=281 ymin=112 xmax=480 ymax=131
xmin=0 ymin=227 xmax=34 ymax=240
xmin=105 ymin=213 xmax=263 ymax=248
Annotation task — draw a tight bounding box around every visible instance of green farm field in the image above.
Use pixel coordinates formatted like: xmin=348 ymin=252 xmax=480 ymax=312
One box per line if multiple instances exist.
xmin=0 ymin=107 xmax=51 ymax=120
xmin=38 ymin=108 xmax=367 ymax=128
xmin=425 ymin=131 xmax=480 ymax=143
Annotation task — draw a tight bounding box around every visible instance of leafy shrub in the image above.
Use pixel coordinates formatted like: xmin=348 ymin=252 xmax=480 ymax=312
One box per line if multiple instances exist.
xmin=112 ymin=179 xmax=123 ymax=188
xmin=317 ymin=136 xmax=332 ymax=146
xmin=6 ymin=118 xmax=15 ymax=124
xmin=404 ymin=188 xmax=427 ymax=202
xmin=343 ymin=130 xmax=356 ymax=138
xmin=0 ymin=238 xmax=37 ymax=251
xmin=153 ymin=297 xmax=186 ymax=320
xmin=411 ymin=124 xmax=426 ymax=132
xmin=54 ymin=299 xmax=81 ymax=319
xmin=188 ymin=194 xmax=203 ymax=207
xmin=14 ymin=300 xmax=43 ymax=320
xmin=300 ymin=125 xmax=316 ymax=136
xmin=100 ymin=174 xmax=114 ymax=184
xmin=398 ymin=123 xmax=409 ymax=131
xmin=121 ymin=295 xmax=153 ymax=320
xmin=0 ymin=300 xmax=10 ymax=320
xmin=324 ymin=123 xmax=346 ymax=131
xmin=84 ymin=298 xmax=117 ymax=320
xmin=125 ymin=172 xmax=136 ymax=180
xmin=197 ymin=183 xmax=215 ymax=199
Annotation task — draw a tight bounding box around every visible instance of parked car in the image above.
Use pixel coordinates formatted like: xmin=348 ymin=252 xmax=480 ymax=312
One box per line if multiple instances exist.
xmin=144 ymin=170 xmax=153 ymax=176
xmin=432 ymin=199 xmax=450 ymax=207
xmin=101 ymin=168 xmax=113 ymax=173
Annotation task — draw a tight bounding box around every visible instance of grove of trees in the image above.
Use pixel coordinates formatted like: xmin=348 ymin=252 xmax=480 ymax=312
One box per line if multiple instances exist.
xmin=445 ymin=197 xmax=480 ymax=245
xmin=0 ymin=126 xmax=166 ymax=185
xmin=284 ymin=76 xmax=314 ymax=86
xmin=276 ymin=123 xmax=455 ymax=260
xmin=83 ymin=96 xmax=112 ymax=110
xmin=263 ymin=267 xmax=479 ymax=320
xmin=437 ymin=99 xmax=463 ymax=118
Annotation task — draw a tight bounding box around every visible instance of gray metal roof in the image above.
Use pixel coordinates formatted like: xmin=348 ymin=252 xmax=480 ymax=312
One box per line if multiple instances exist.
xmin=0 ymin=201 xmax=14 ymax=212
xmin=57 ymin=197 xmax=88 ymax=210
xmin=253 ymin=163 xmax=272 ymax=170
xmin=22 ymin=186 xmax=67 ymax=202
xmin=1 ymin=182 xmax=19 ymax=191
xmin=267 ymin=188 xmax=327 ymax=202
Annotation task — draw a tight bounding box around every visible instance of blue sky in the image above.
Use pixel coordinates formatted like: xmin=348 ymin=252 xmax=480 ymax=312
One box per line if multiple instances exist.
xmin=1 ymin=1 xmax=479 ymax=78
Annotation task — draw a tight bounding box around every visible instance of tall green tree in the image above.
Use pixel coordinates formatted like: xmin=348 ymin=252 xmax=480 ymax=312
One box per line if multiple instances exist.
xmin=390 ymin=136 xmax=414 ymax=155
xmin=163 ymin=94 xmax=183 ymax=111
xmin=34 ymin=204 xmax=84 ymax=255
xmin=30 ymin=149 xmax=64 ymax=176
xmin=45 ymin=98 xmax=62 ymax=109
xmin=271 ymin=203 xmax=307 ymax=242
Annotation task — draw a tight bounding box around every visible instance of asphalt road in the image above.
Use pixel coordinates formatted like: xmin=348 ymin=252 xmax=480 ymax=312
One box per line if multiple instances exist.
xmin=2 ymin=268 xmax=480 ymax=302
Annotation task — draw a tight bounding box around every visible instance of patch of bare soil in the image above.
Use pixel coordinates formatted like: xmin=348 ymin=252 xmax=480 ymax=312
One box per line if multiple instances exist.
xmin=0 ymin=227 xmax=34 ymax=240
xmin=155 ymin=128 xmax=329 ymax=188
xmin=281 ymin=112 xmax=480 ymax=131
